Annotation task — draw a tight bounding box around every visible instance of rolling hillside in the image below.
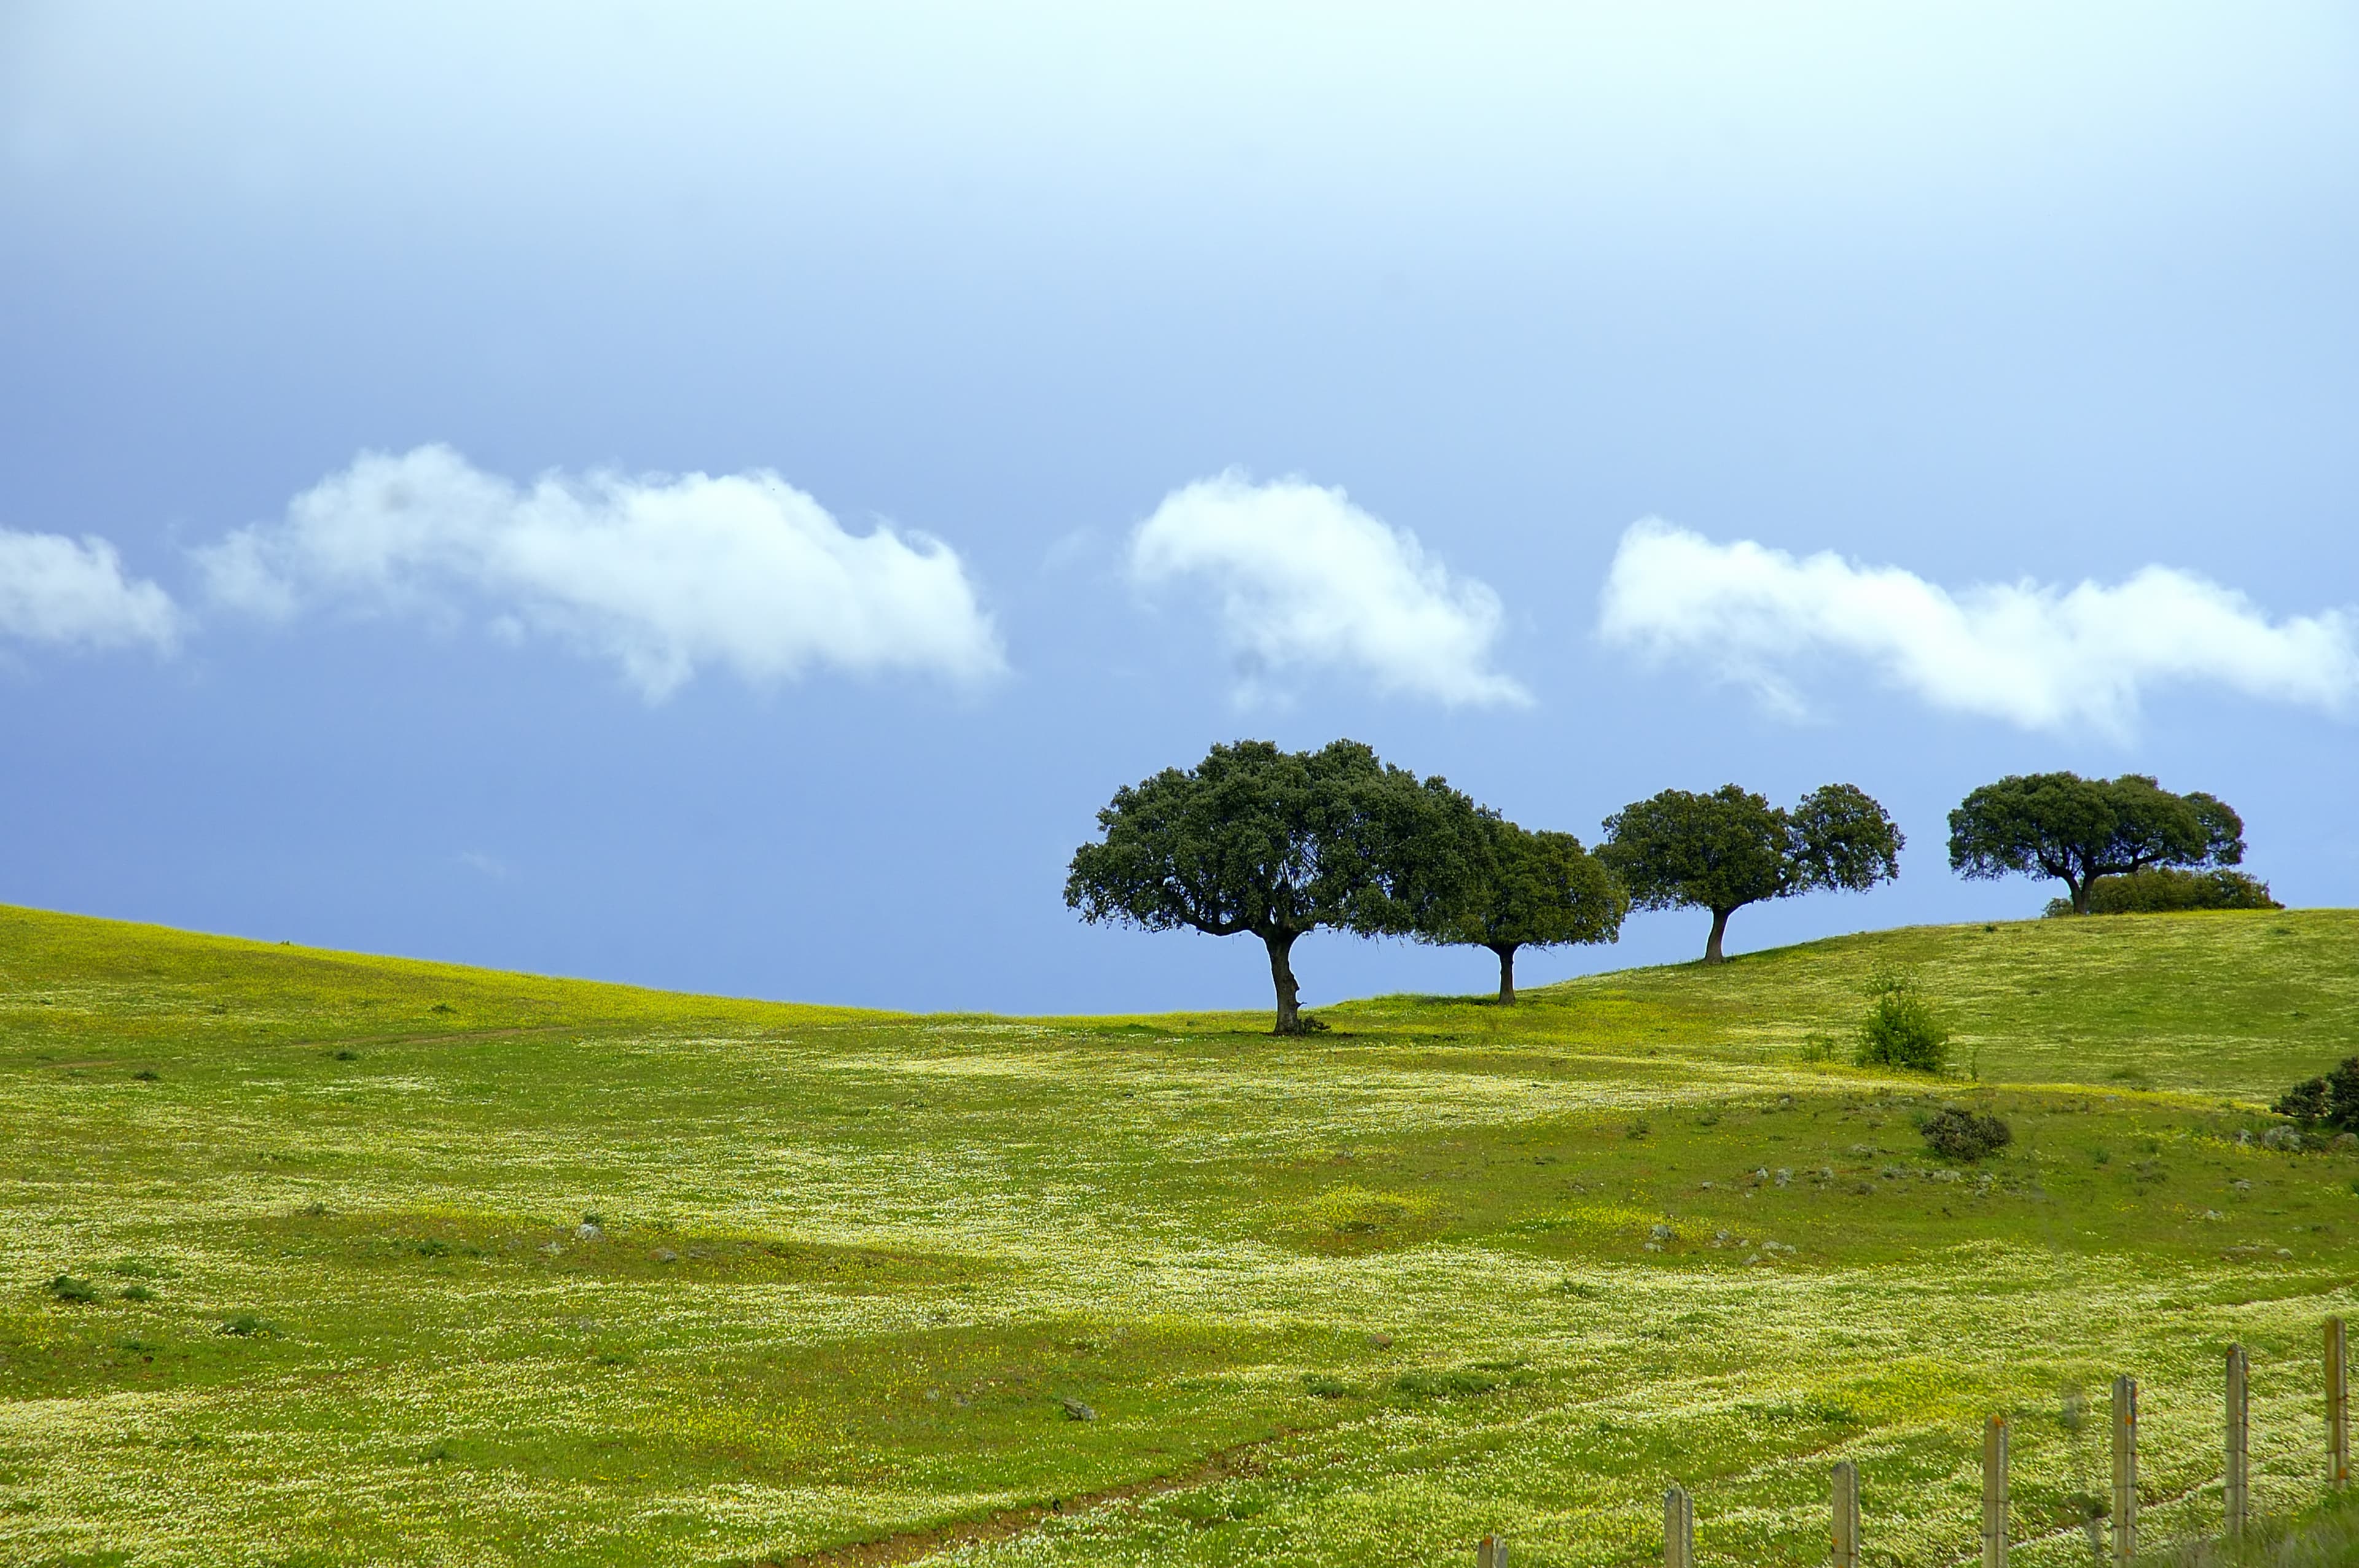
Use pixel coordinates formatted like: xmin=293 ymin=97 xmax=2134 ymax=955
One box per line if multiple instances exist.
xmin=2 ymin=903 xmax=2355 ymax=1567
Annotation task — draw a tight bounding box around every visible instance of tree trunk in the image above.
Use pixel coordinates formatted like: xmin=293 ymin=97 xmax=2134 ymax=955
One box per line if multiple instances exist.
xmin=1490 ymin=943 xmax=1519 ymax=1005
xmin=1704 ymin=907 xmax=1734 ymax=964
xmin=2069 ymin=875 xmax=2091 ymax=916
xmin=1265 ymin=929 xmax=1304 ymax=1034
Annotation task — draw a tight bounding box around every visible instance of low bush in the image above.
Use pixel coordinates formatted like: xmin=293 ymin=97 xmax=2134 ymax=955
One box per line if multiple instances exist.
xmin=1393 ymin=1368 xmax=1498 ymax=1398
xmin=2044 ymin=868 xmax=2280 ymax=917
xmin=47 ymin=1274 xmax=100 ymax=1303
xmin=2274 ymin=1057 xmax=2359 ymax=1129
xmin=1855 ymin=966 xmax=1949 ymax=1072
xmin=1921 ymin=1106 xmax=2012 ymax=1162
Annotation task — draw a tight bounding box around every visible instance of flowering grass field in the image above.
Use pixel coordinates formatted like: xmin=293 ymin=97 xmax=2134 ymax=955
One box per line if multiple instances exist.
xmin=2 ymin=903 xmax=2355 ymax=1568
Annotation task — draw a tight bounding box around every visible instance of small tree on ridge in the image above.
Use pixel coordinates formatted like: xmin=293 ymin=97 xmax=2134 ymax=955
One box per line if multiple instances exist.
xmin=1595 ymin=782 xmax=1904 ymax=963
xmin=1415 ymin=817 xmax=1628 ymax=1004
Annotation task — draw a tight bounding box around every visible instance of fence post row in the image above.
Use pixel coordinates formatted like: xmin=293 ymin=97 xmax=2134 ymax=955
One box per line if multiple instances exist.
xmin=1981 ymin=1414 xmax=2008 ymax=1568
xmin=2331 ymin=1316 xmax=2350 ymax=1490
xmin=1831 ymin=1460 xmax=1861 ymax=1568
xmin=1477 ymin=1534 xmax=1506 ymax=1568
xmin=1570 ymin=1320 xmax=2357 ymax=1568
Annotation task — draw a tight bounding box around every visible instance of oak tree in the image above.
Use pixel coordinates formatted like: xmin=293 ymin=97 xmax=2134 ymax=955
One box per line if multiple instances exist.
xmin=1415 ymin=817 xmax=1627 ymax=1003
xmin=1065 ymin=739 xmax=1480 ymax=1034
xmin=1595 ymin=782 xmax=1903 ymax=963
xmin=1946 ymin=772 xmax=2243 ymax=916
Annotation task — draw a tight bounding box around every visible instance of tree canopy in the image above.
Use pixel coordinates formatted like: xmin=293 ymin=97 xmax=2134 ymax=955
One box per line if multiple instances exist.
xmin=1063 ymin=739 xmax=1480 ymax=1034
xmin=1595 ymin=782 xmax=1903 ymax=962
xmin=1413 ymin=818 xmax=1627 ymax=1002
xmin=1946 ymin=772 xmax=2244 ymax=916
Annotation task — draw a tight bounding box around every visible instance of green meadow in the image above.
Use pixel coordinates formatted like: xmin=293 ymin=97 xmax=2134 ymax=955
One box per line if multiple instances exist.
xmin=3 ymin=902 xmax=2357 ymax=1568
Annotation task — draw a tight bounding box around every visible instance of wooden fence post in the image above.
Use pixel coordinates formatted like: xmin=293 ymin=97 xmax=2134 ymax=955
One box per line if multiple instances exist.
xmin=2226 ymin=1343 xmax=2249 ymax=1540
xmin=2111 ymin=1375 xmax=2138 ymax=1567
xmin=1665 ymin=1484 xmax=1694 ymax=1568
xmin=2332 ymin=1316 xmax=2351 ymax=1490
xmin=1831 ymin=1460 xmax=1860 ymax=1568
xmin=1981 ymin=1415 xmax=2008 ymax=1568
xmin=1478 ymin=1534 xmax=1506 ymax=1568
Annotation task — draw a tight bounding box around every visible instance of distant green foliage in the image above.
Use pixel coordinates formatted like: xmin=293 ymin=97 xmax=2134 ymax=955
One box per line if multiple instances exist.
xmin=1921 ymin=1106 xmax=2011 ymax=1161
xmin=1855 ymin=965 xmax=1949 ymax=1072
xmin=2044 ymin=867 xmax=2281 ymax=917
xmin=2274 ymin=1056 xmax=2359 ymax=1129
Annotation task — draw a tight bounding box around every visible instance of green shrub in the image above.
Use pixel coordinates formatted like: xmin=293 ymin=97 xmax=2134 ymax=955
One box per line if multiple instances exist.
xmin=47 ymin=1273 xmax=100 ymax=1303
xmin=2043 ymin=868 xmax=2280 ymax=916
xmin=1921 ymin=1106 xmax=2011 ymax=1162
xmin=1855 ymin=966 xmax=1949 ymax=1072
xmin=1393 ymin=1368 xmax=1498 ymax=1398
xmin=2275 ymin=1057 xmax=2359 ymax=1129
xmin=1300 ymin=1373 xmax=1352 ymax=1398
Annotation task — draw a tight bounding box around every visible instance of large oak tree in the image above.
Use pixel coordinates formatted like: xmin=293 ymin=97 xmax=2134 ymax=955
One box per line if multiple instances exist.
xmin=1946 ymin=771 xmax=2244 ymax=915
xmin=1065 ymin=739 xmax=1480 ymax=1034
xmin=1415 ymin=818 xmax=1627 ymax=1003
xmin=1595 ymin=783 xmax=1903 ymax=963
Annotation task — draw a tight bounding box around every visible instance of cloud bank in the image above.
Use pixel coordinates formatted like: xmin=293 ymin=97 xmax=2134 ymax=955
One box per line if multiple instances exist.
xmin=0 ymin=528 xmax=179 ymax=652
xmin=201 ymin=445 xmax=1005 ymax=697
xmin=1129 ymin=472 xmax=1527 ymax=707
xmin=1598 ymin=518 xmax=2359 ymax=735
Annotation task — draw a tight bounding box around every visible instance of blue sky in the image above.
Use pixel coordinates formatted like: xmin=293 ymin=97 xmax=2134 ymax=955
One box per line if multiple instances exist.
xmin=2 ymin=2 xmax=2353 ymax=1013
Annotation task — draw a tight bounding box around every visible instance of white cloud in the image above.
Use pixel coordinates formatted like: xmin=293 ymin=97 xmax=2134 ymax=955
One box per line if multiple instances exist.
xmin=199 ymin=445 xmax=1005 ymax=698
xmin=1598 ymin=518 xmax=2359 ymax=735
xmin=0 ymin=528 xmax=179 ymax=652
xmin=1128 ymin=472 xmax=1528 ymax=707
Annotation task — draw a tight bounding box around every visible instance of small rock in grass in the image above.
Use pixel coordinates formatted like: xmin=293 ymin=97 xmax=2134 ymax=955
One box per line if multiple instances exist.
xmin=1848 ymin=1144 xmax=1877 ymax=1157
xmin=1059 ymin=1397 xmax=1097 ymax=1421
xmin=576 ymin=1222 xmax=605 ymax=1241
xmin=2277 ymin=1248 xmax=2294 ymax=1258
xmin=2261 ymin=1126 xmax=2302 ymax=1152
xmin=1697 ymin=1180 xmax=1713 ymax=1190
xmin=2232 ymin=1179 xmax=2252 ymax=1192
xmin=2337 ymin=1133 xmax=2359 ymax=1152
xmin=1643 ymin=1241 xmax=1664 ymax=1252
xmin=1774 ymin=1169 xmax=1792 ymax=1187
xmin=652 ymin=1249 xmax=679 ymax=1265
xmin=1366 ymin=1332 xmax=1395 ymax=1349
xmin=1649 ymin=1224 xmax=1672 ymax=1242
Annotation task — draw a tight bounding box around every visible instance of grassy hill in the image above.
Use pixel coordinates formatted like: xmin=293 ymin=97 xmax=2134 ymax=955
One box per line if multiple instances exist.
xmin=2 ymin=903 xmax=2355 ymax=1568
